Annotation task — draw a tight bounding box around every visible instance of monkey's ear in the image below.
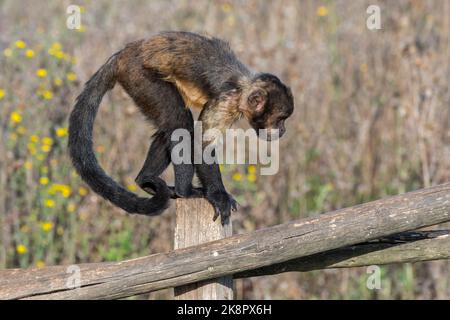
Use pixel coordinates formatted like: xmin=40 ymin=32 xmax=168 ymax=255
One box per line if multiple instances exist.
xmin=242 ymin=89 xmax=267 ymax=114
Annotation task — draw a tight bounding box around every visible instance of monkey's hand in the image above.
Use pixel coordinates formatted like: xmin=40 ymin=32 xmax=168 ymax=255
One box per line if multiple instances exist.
xmin=205 ymin=191 xmax=238 ymax=225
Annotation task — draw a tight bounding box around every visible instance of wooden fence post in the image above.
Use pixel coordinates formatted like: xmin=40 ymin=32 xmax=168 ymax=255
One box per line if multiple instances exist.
xmin=173 ymin=198 xmax=233 ymax=300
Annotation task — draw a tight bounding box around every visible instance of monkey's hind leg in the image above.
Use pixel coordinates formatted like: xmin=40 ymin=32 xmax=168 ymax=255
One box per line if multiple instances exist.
xmin=169 ymin=107 xmax=204 ymax=199
xmin=133 ymin=78 xmax=202 ymax=199
xmin=135 ymin=129 xmax=203 ymax=199
xmin=135 ymin=130 xmax=173 ymax=196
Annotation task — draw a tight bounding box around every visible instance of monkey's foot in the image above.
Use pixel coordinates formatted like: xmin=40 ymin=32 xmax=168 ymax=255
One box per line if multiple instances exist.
xmin=142 ymin=185 xmax=204 ymax=199
xmin=205 ymin=191 xmax=238 ymax=225
xmin=171 ymin=186 xmax=204 ymax=199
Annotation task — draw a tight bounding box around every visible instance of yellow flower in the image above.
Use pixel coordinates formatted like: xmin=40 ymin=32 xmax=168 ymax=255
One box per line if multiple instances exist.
xmin=247 ymin=174 xmax=257 ymax=182
xmin=316 ymin=6 xmax=329 ymax=17
xmin=3 ymin=48 xmax=13 ymax=57
xmin=47 ymin=48 xmax=57 ymax=56
xmin=55 ymin=51 xmax=64 ymax=59
xmin=15 ymin=40 xmax=27 ymax=49
xmin=36 ymin=154 xmax=45 ymax=161
xmin=39 ymin=176 xmax=49 ymax=185
xmin=36 ymin=261 xmax=45 ymax=268
xmin=48 ymin=184 xmax=57 ymax=195
xmin=54 ymin=78 xmax=63 ymax=86
xmin=48 ymin=184 xmax=71 ymax=198
xmin=16 ymin=126 xmax=27 ymax=135
xmin=232 ymin=172 xmax=242 ymax=181
xmin=51 ymin=42 xmax=62 ymax=50
xmin=71 ymin=57 xmax=77 ymax=65
xmin=66 ymin=72 xmax=77 ymax=81
xmin=42 ymin=90 xmax=53 ymax=100
xmin=0 ymin=89 xmax=5 ymax=100
xmin=40 ymin=221 xmax=54 ymax=232
xmin=41 ymin=144 xmax=51 ymax=153
xmin=30 ymin=135 xmax=40 ymax=143
xmin=25 ymin=49 xmax=35 ymax=58
xmin=36 ymin=68 xmax=48 ymax=78
xmin=248 ymin=165 xmax=257 ymax=174
xmin=61 ymin=186 xmax=72 ymax=198
xmin=16 ymin=244 xmax=27 ymax=254
xmin=56 ymin=127 xmax=68 ymax=137
xmin=27 ymin=143 xmax=37 ymax=155
xmin=10 ymin=111 xmax=23 ymax=124
xmin=127 ymin=184 xmax=137 ymax=191
xmin=67 ymin=202 xmax=76 ymax=213
xmin=79 ymin=6 xmax=86 ymax=13
xmin=78 ymin=186 xmax=88 ymax=196
xmin=41 ymin=166 xmax=48 ymax=174
xmin=24 ymin=161 xmax=33 ymax=170
xmin=42 ymin=136 xmax=53 ymax=145
xmin=44 ymin=199 xmax=55 ymax=208
xmin=219 ymin=164 xmax=224 ymax=172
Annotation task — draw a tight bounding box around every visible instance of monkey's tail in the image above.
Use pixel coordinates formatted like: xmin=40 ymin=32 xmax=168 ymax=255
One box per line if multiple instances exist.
xmin=68 ymin=53 xmax=170 ymax=215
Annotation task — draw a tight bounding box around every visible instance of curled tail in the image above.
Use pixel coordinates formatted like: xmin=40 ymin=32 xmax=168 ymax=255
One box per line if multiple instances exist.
xmin=68 ymin=53 xmax=169 ymax=215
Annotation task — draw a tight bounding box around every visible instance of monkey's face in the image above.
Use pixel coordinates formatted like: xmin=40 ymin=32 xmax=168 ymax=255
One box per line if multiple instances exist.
xmin=241 ymin=74 xmax=294 ymax=141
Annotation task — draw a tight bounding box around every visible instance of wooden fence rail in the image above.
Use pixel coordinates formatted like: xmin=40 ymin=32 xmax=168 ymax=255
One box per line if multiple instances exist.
xmin=0 ymin=182 xmax=449 ymax=300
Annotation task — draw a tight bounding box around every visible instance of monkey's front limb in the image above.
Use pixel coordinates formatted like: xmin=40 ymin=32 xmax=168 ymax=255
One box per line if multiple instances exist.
xmin=195 ymin=157 xmax=238 ymax=224
xmin=196 ymin=105 xmax=238 ymax=223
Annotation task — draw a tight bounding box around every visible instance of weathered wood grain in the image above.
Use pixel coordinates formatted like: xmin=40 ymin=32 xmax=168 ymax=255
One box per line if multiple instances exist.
xmin=236 ymin=230 xmax=450 ymax=278
xmin=0 ymin=182 xmax=449 ymax=299
xmin=173 ymin=198 xmax=233 ymax=299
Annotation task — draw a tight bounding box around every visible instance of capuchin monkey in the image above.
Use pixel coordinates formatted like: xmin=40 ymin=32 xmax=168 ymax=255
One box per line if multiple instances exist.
xmin=69 ymin=31 xmax=294 ymax=224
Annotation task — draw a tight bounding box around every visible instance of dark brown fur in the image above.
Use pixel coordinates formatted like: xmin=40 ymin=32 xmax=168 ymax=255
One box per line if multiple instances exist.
xmin=69 ymin=31 xmax=294 ymax=223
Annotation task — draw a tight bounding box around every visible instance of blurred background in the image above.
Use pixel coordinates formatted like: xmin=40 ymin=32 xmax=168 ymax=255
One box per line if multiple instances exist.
xmin=0 ymin=0 xmax=449 ymax=299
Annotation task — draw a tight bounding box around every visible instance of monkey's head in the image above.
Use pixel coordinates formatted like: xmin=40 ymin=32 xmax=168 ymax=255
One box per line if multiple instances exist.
xmin=240 ymin=73 xmax=294 ymax=141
